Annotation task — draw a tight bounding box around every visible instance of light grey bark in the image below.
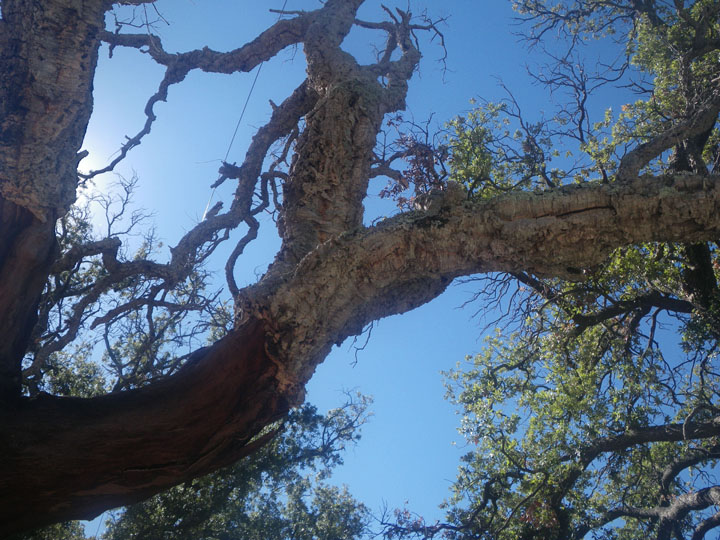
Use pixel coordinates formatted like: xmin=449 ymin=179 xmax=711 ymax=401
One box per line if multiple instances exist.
xmin=245 ymin=172 xmax=720 ymax=391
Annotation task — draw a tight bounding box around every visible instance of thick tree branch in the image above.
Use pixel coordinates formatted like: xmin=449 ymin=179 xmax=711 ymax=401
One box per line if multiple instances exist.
xmin=656 ymin=487 xmax=720 ymax=540
xmin=243 ymin=172 xmax=720 ymax=389
xmin=592 ymin=490 xmax=720 ymax=540
xmin=50 ymin=237 xmax=121 ymax=274
xmin=618 ymin=94 xmax=720 ymax=180
xmin=570 ymin=290 xmax=693 ymax=336
xmin=1 ymin=320 xmax=287 ymax=535
xmin=692 ymin=510 xmax=720 ymax=540
xmin=578 ymin=418 xmax=720 ymax=465
xmin=661 ymin=444 xmax=720 ymax=493
xmin=100 ymin=11 xmax=311 ymax=72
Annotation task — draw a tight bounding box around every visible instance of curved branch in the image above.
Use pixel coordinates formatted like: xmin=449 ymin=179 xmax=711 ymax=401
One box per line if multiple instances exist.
xmin=244 ymin=172 xmax=720 ymax=387
xmin=2 ymin=320 xmax=288 ymax=535
xmin=5 ymin=172 xmax=720 ymax=535
xmin=693 ymin=509 xmax=720 ymax=540
xmin=50 ymin=237 xmax=122 ymax=274
xmin=79 ymin=61 xmax=189 ymax=180
xmin=579 ymin=419 xmax=720 ymax=466
xmin=100 ymin=8 xmax=311 ymax=70
xmin=570 ymin=290 xmax=694 ymax=337
xmin=87 ymin=7 xmax=315 ymax=179
xmin=661 ymin=444 xmax=720 ymax=493
xmin=658 ymin=487 xmax=720 ymax=540
xmin=617 ymin=95 xmax=720 ymax=180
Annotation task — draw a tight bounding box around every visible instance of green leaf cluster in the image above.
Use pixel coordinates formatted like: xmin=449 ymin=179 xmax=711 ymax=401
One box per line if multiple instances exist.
xmin=440 ymin=240 xmax=720 ymax=539
xmin=19 ymin=398 xmax=373 ymax=540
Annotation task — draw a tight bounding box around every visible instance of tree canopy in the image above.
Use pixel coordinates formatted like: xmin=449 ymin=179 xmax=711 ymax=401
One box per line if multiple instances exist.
xmin=1 ymin=0 xmax=720 ymax=538
xmin=378 ymin=1 xmax=720 ymax=539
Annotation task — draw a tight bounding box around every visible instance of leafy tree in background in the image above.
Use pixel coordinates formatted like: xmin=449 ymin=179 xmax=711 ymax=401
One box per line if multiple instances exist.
xmin=1 ymin=0 xmax=720 ymax=537
xmin=17 ymin=523 xmax=88 ymax=540
xmin=102 ymin=400 xmax=371 ymax=540
xmin=21 ymin=401 xmax=371 ymax=540
xmin=380 ymin=1 xmax=720 ymax=539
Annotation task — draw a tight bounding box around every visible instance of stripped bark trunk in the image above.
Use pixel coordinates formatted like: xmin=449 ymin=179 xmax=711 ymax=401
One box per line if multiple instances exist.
xmin=0 ymin=199 xmax=56 ymax=403
xmin=1 ymin=319 xmax=290 ymax=534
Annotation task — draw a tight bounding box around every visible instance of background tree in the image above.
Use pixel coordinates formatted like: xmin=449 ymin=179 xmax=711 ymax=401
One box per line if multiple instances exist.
xmin=378 ymin=1 xmax=720 ymax=539
xmin=2 ymin=0 xmax=720 ymax=537
xmin=101 ymin=398 xmax=372 ymax=540
xmin=17 ymin=400 xmax=370 ymax=540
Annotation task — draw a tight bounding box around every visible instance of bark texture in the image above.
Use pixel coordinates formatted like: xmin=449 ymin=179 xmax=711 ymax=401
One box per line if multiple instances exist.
xmin=1 ymin=320 xmax=289 ymax=533
xmin=246 ymin=172 xmax=720 ymax=387
xmin=0 ymin=0 xmax=104 ymax=405
xmin=0 ymin=0 xmax=103 ymax=218
xmin=1 ymin=0 xmax=720 ymax=535
xmin=0 ymin=199 xmax=56 ymax=402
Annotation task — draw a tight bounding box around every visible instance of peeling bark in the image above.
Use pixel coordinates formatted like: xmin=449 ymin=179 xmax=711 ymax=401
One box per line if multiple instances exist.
xmin=246 ymin=172 xmax=720 ymax=386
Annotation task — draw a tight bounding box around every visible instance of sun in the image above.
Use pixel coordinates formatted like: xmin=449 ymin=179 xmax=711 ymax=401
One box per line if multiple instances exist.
xmin=76 ymin=140 xmax=119 ymax=199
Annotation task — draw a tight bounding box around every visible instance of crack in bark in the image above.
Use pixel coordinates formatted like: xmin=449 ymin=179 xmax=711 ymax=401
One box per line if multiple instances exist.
xmin=552 ymin=204 xmax=616 ymax=218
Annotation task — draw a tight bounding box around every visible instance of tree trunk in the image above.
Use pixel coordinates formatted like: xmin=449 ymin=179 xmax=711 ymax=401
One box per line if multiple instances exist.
xmin=0 ymin=198 xmax=56 ymax=403
xmin=0 ymin=0 xmax=103 ymax=397
xmin=0 ymin=318 xmax=291 ymax=535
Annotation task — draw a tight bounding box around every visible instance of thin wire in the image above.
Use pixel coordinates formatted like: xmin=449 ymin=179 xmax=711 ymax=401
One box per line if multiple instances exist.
xmin=93 ymin=511 xmax=106 ymax=538
xmin=201 ymin=64 xmax=262 ymax=219
xmin=202 ymin=0 xmax=290 ymax=220
xmin=223 ymin=63 xmax=264 ymax=163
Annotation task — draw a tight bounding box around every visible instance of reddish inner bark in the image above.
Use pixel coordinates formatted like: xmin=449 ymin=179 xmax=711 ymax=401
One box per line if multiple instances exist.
xmin=0 ymin=199 xmax=57 ymax=403
xmin=0 ymin=319 xmax=291 ymax=535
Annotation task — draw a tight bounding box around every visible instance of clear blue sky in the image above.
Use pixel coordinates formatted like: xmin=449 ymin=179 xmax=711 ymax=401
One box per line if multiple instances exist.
xmin=81 ymin=0 xmax=620 ymax=532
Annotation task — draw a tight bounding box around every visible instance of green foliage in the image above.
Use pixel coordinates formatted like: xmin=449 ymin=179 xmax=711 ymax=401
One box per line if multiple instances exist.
xmin=21 ymin=398 xmax=372 ymax=540
xmin=434 ymin=238 xmax=720 ymax=539
xmin=437 ymin=0 xmax=720 ymax=198
xmin=102 ymin=399 xmax=372 ymax=540
xmin=45 ymin=343 xmax=108 ymax=398
xmin=10 ymin=522 xmax=89 ymax=540
xmin=445 ymin=104 xmax=503 ymax=196
xmin=437 ymin=96 xmax=581 ymax=201
xmin=374 ymin=2 xmax=720 ymax=538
